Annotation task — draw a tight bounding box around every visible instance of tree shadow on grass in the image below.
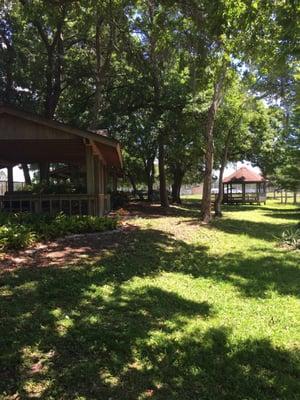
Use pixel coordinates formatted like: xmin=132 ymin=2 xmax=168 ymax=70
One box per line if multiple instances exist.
xmin=212 ymin=217 xmax=295 ymax=242
xmin=1 ymin=227 xmax=299 ymax=398
xmin=221 ymin=204 xmax=262 ymax=213
xmin=128 ymin=328 xmax=300 ymax=400
xmin=1 ymin=269 xmax=212 ymax=398
xmin=1 ymin=278 xmax=299 ymax=400
xmin=198 ymin=250 xmax=300 ymax=298
xmin=262 ymin=206 xmax=300 ymax=213
xmin=263 ymin=210 xmax=300 ymax=221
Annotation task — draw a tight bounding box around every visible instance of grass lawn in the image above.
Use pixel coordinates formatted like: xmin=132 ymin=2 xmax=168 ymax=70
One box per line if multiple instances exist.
xmin=1 ymin=200 xmax=299 ymax=399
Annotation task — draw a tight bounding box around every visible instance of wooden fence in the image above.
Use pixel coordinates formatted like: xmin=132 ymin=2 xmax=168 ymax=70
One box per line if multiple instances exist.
xmin=268 ymin=190 xmax=300 ymax=204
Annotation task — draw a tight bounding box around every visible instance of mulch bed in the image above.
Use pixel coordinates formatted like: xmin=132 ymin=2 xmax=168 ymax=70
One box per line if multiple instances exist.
xmin=0 ymin=222 xmax=137 ymax=272
xmin=0 ymin=201 xmax=199 ymax=271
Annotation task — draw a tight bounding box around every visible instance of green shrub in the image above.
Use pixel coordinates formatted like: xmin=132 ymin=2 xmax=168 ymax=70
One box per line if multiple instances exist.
xmin=36 ymin=213 xmax=118 ymax=240
xmin=0 ymin=225 xmax=36 ymax=251
xmin=0 ymin=212 xmax=118 ymax=251
xmin=278 ymin=228 xmax=300 ymax=250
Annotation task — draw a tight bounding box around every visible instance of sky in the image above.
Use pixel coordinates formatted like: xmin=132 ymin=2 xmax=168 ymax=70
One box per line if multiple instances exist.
xmin=0 ymin=165 xmax=29 ymax=182
xmin=223 ymin=161 xmax=261 ymax=178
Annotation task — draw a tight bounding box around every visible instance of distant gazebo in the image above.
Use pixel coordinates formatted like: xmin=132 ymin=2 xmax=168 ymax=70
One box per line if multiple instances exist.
xmin=222 ymin=166 xmax=267 ymax=205
xmin=0 ymin=106 xmax=122 ymax=216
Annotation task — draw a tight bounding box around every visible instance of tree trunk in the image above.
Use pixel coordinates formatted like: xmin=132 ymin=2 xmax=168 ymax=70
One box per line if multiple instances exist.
xmin=92 ymin=13 xmax=104 ymax=127
xmin=171 ymin=165 xmax=184 ymax=204
xmin=146 ymin=170 xmax=154 ymax=202
xmin=150 ymin=162 xmax=155 ymax=200
xmin=144 ymin=157 xmax=155 ymax=202
xmin=293 ymin=191 xmax=297 ymax=204
xmin=20 ymin=1 xmax=65 ymax=119
xmin=201 ymin=74 xmax=225 ymax=222
xmin=22 ymin=164 xmax=31 ymax=185
xmin=285 ymin=190 xmax=288 ymax=204
xmin=158 ymin=138 xmax=169 ymax=208
xmin=7 ymin=166 xmax=13 ymax=193
xmin=5 ymin=46 xmax=14 ymax=103
xmin=43 ymin=29 xmax=64 ymax=118
xmin=0 ymin=20 xmax=15 ymax=104
xmin=214 ymin=131 xmax=231 ymax=217
xmin=148 ymin=2 xmax=168 ymax=208
xmin=112 ymin=172 xmax=118 ymax=192
xmin=39 ymin=162 xmax=49 ymax=184
xmin=128 ymin=174 xmax=139 ymax=198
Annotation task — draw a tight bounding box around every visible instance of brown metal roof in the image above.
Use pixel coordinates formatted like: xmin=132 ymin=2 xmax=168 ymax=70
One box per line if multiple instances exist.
xmin=223 ymin=166 xmax=265 ymax=183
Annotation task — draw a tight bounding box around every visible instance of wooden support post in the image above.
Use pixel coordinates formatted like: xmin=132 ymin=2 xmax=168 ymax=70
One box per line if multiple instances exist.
xmin=242 ymin=182 xmax=245 ymax=202
xmin=94 ymin=155 xmax=102 ymax=216
xmin=7 ymin=166 xmax=13 ymax=193
xmin=99 ymin=160 xmax=103 ymax=195
xmin=103 ymin=165 xmax=106 ymax=195
xmin=94 ymin=156 xmax=100 ymax=195
xmin=86 ymin=143 xmax=95 ymax=215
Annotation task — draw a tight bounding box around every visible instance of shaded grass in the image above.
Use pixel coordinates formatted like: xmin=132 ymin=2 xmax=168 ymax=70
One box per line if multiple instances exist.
xmin=0 ymin=200 xmax=299 ymax=399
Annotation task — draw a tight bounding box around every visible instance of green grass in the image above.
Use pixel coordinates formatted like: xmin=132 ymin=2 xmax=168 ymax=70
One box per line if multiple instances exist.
xmin=1 ymin=201 xmax=299 ymax=399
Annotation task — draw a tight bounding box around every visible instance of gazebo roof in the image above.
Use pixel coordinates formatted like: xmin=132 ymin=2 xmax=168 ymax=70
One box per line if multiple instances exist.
xmin=223 ymin=166 xmax=265 ymax=184
xmin=0 ymin=106 xmax=123 ymax=169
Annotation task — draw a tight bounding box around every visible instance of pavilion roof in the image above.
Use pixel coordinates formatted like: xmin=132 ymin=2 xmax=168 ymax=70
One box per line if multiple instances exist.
xmin=0 ymin=106 xmax=123 ymax=169
xmin=223 ymin=167 xmax=265 ymax=183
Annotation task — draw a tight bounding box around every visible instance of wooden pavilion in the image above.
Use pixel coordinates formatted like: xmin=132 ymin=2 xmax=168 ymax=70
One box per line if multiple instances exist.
xmin=0 ymin=106 xmax=122 ymax=216
xmin=222 ymin=166 xmax=266 ymax=205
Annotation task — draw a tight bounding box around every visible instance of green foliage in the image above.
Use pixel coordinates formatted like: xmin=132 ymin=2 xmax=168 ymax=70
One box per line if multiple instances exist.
xmin=0 ymin=0 xmax=298 ymax=203
xmin=0 ymin=224 xmax=35 ymax=251
xmin=278 ymin=228 xmax=300 ymax=250
xmin=0 ymin=212 xmax=118 ymax=250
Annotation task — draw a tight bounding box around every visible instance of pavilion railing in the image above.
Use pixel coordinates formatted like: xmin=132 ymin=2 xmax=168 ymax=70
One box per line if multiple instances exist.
xmin=222 ymin=193 xmax=266 ymax=204
xmin=0 ymin=193 xmax=111 ymax=216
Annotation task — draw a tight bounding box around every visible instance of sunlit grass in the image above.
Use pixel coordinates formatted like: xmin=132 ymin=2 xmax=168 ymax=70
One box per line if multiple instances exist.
xmin=1 ymin=200 xmax=299 ymax=399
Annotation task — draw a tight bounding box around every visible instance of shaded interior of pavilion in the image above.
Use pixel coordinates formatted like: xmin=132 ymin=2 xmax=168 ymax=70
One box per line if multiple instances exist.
xmin=0 ymin=106 xmax=122 ymax=216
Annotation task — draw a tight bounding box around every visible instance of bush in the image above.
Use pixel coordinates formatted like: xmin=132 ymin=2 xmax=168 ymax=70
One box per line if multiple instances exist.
xmin=0 ymin=212 xmax=118 ymax=251
xmin=36 ymin=213 xmax=118 ymax=240
xmin=0 ymin=225 xmax=35 ymax=251
xmin=278 ymin=228 xmax=300 ymax=250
